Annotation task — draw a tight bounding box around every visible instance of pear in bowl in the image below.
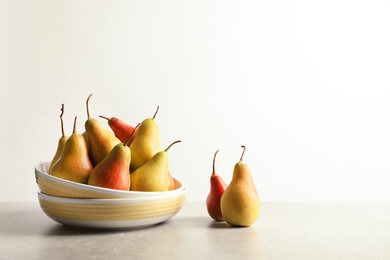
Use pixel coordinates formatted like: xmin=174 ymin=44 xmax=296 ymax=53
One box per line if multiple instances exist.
xmin=35 ymin=161 xmax=185 ymax=199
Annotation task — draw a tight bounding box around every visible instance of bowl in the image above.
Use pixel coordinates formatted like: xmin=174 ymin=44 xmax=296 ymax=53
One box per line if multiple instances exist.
xmin=35 ymin=161 xmax=185 ymax=199
xmin=37 ymin=189 xmax=187 ymax=229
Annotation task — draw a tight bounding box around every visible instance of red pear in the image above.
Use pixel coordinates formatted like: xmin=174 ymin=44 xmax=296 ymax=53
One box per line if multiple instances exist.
xmin=168 ymin=171 xmax=175 ymax=190
xmin=87 ymin=125 xmax=138 ymax=190
xmin=99 ymin=115 xmax=137 ymax=145
xmin=206 ymin=150 xmax=227 ymax=221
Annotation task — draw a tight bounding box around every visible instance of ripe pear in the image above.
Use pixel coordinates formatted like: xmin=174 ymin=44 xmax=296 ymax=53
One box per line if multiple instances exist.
xmin=88 ymin=126 xmax=138 ymax=191
xmin=206 ymin=150 xmax=227 ymax=221
xmin=51 ymin=116 xmax=93 ymax=184
xmin=99 ymin=115 xmax=137 ymax=145
xmin=82 ymin=131 xmax=88 ymax=146
xmin=130 ymin=106 xmax=162 ymax=170
xmin=220 ymin=146 xmax=260 ymax=227
xmin=84 ymin=94 xmax=121 ymax=166
xmin=168 ymin=171 xmax=175 ymax=190
xmin=131 ymin=140 xmax=181 ymax=192
xmin=49 ymin=104 xmax=68 ymax=174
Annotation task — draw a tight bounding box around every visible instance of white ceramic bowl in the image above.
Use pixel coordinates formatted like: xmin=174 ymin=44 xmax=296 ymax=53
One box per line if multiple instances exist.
xmin=37 ymin=189 xmax=187 ymax=229
xmin=35 ymin=161 xmax=185 ymax=199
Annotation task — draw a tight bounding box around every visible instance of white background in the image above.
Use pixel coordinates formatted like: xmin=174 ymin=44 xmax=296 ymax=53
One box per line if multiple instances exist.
xmin=1 ymin=0 xmax=390 ymax=202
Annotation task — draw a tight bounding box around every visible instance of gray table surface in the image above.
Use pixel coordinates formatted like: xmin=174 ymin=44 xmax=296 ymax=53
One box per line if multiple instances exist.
xmin=1 ymin=201 xmax=390 ymax=259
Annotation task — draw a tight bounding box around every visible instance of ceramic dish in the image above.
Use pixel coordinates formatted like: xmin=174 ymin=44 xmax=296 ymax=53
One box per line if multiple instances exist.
xmin=35 ymin=161 xmax=185 ymax=199
xmin=37 ymin=189 xmax=187 ymax=229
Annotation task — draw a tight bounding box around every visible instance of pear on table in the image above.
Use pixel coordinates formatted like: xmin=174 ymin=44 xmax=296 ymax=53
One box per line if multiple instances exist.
xmin=99 ymin=115 xmax=137 ymax=145
xmin=49 ymin=104 xmax=68 ymax=173
xmin=51 ymin=116 xmax=93 ymax=184
xmin=131 ymin=140 xmax=181 ymax=192
xmin=206 ymin=150 xmax=227 ymax=221
xmin=220 ymin=146 xmax=260 ymax=227
xmin=130 ymin=106 xmax=162 ymax=171
xmin=84 ymin=94 xmax=121 ymax=166
xmin=88 ymin=124 xmax=139 ymax=191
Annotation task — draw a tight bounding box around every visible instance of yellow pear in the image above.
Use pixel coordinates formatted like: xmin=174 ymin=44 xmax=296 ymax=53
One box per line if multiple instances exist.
xmin=49 ymin=104 xmax=68 ymax=174
xmin=220 ymin=146 xmax=260 ymax=227
xmin=51 ymin=116 xmax=93 ymax=184
xmin=130 ymin=106 xmax=162 ymax=170
xmin=131 ymin=140 xmax=181 ymax=191
xmin=84 ymin=94 xmax=121 ymax=166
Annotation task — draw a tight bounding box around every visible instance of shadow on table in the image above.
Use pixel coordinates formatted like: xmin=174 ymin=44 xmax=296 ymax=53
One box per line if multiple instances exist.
xmin=208 ymin=221 xmax=235 ymax=229
xmin=0 ymin=207 xmax=171 ymax=236
xmin=43 ymin=218 xmax=173 ymax=236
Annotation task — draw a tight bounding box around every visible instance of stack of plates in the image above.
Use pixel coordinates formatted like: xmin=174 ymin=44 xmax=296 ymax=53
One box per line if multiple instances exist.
xmin=35 ymin=161 xmax=187 ymax=229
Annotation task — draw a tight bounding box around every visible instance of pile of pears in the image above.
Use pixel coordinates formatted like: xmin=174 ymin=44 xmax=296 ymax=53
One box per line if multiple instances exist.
xmin=49 ymin=94 xmax=180 ymax=192
xmin=206 ymin=146 xmax=260 ymax=227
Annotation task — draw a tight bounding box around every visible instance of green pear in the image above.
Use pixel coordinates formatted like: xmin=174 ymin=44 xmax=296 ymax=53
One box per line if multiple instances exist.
xmin=88 ymin=125 xmax=138 ymax=190
xmin=51 ymin=116 xmax=93 ymax=184
xmin=220 ymin=146 xmax=260 ymax=227
xmin=130 ymin=106 xmax=162 ymax=170
xmin=84 ymin=94 xmax=121 ymax=166
xmin=131 ymin=140 xmax=181 ymax=192
xmin=49 ymin=104 xmax=68 ymax=174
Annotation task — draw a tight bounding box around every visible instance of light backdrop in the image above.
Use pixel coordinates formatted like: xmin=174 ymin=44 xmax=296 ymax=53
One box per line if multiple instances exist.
xmin=1 ymin=0 xmax=389 ymax=201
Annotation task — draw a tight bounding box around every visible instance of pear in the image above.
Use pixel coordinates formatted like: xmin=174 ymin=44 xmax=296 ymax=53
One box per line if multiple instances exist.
xmin=99 ymin=115 xmax=137 ymax=145
xmin=206 ymin=150 xmax=227 ymax=221
xmin=82 ymin=131 xmax=88 ymax=147
xmin=88 ymin=125 xmax=139 ymax=191
xmin=49 ymin=104 xmax=68 ymax=174
xmin=168 ymin=171 xmax=175 ymax=190
xmin=131 ymin=140 xmax=181 ymax=192
xmin=220 ymin=146 xmax=260 ymax=227
xmin=84 ymin=94 xmax=121 ymax=166
xmin=130 ymin=106 xmax=162 ymax=170
xmin=51 ymin=116 xmax=93 ymax=184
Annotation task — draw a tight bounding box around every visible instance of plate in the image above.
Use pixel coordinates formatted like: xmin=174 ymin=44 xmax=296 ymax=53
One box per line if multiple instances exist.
xmin=37 ymin=189 xmax=187 ymax=229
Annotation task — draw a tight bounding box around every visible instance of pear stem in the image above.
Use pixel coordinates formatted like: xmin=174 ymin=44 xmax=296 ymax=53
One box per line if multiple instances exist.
xmin=165 ymin=140 xmax=181 ymax=152
xmin=123 ymin=123 xmax=140 ymax=146
xmin=86 ymin=93 xmax=93 ymax=119
xmin=212 ymin=150 xmax=219 ymax=176
xmin=73 ymin=116 xmax=77 ymax=134
xmin=240 ymin=145 xmax=246 ymax=161
xmin=60 ymin=103 xmax=65 ymax=138
xmin=99 ymin=115 xmax=110 ymax=121
xmin=152 ymin=105 xmax=159 ymax=119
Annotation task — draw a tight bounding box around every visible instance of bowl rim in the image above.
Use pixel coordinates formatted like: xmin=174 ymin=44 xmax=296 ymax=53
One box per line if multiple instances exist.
xmin=37 ymin=189 xmax=187 ymax=204
xmin=35 ymin=161 xmax=186 ymax=196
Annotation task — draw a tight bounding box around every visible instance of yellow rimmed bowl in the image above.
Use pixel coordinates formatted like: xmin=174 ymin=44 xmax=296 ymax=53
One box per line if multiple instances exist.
xmin=35 ymin=161 xmax=185 ymax=199
xmin=37 ymin=189 xmax=187 ymax=229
